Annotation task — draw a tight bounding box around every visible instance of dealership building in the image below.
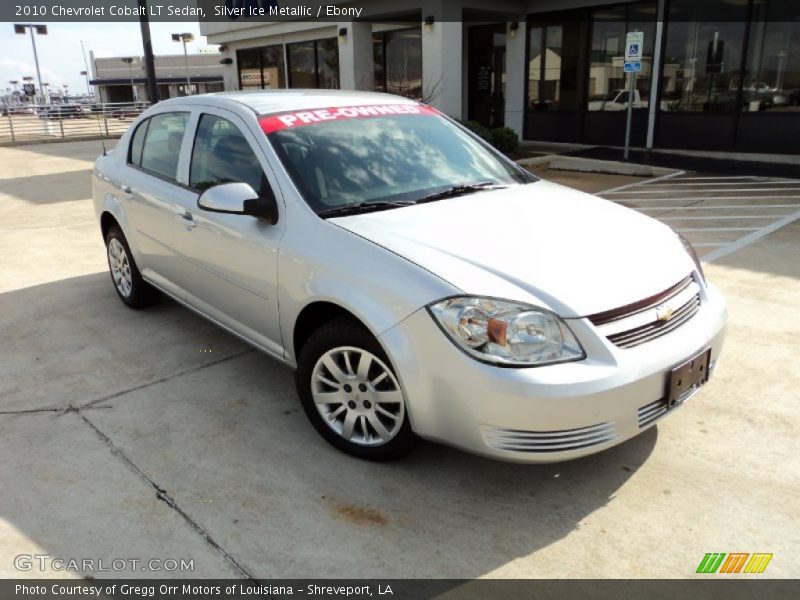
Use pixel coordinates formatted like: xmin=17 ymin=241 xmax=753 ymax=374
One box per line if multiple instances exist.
xmin=89 ymin=52 xmax=225 ymax=103
xmin=200 ymin=0 xmax=799 ymax=155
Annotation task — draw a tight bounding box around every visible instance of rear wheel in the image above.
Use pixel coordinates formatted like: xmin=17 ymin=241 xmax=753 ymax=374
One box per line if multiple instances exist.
xmin=105 ymin=225 xmax=160 ymax=309
xmin=296 ymin=318 xmax=418 ymax=461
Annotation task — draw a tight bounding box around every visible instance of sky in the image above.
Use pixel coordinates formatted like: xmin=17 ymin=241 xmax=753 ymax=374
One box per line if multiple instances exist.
xmin=0 ymin=21 xmax=217 ymax=96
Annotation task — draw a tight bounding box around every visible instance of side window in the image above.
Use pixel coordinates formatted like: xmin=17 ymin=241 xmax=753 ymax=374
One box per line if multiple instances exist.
xmin=189 ymin=114 xmax=268 ymax=195
xmin=139 ymin=112 xmax=189 ymax=182
xmin=128 ymin=118 xmax=149 ymax=166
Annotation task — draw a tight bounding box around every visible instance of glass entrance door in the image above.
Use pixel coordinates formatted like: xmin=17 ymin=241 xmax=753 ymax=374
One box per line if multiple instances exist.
xmin=468 ymin=24 xmax=507 ymax=128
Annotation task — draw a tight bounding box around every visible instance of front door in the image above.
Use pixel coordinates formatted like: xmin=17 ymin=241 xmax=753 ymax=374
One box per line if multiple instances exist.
xmin=168 ymin=108 xmax=286 ymax=359
xmin=468 ymin=24 xmax=507 ymax=128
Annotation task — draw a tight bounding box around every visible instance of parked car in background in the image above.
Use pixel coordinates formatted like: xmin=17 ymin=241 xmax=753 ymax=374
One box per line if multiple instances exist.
xmin=746 ymin=82 xmax=788 ymax=109
xmin=587 ymin=89 xmax=645 ymax=111
xmin=38 ymin=104 xmax=86 ymax=119
xmin=93 ymin=91 xmax=726 ymax=463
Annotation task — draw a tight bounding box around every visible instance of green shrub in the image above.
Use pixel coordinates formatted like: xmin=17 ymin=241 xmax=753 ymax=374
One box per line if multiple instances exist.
xmin=458 ymin=120 xmax=494 ymax=145
xmin=489 ymin=127 xmax=519 ymax=154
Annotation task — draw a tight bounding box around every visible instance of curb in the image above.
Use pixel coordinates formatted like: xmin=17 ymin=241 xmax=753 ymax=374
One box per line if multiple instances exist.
xmin=517 ymin=155 xmax=677 ymax=177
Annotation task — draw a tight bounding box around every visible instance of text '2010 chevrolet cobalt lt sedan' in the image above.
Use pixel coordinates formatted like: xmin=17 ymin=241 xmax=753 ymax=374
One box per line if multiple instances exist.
xmin=93 ymin=91 xmax=726 ymax=462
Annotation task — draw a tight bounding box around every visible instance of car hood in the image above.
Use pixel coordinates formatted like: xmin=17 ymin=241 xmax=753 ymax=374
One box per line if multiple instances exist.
xmin=331 ymin=180 xmax=695 ymax=317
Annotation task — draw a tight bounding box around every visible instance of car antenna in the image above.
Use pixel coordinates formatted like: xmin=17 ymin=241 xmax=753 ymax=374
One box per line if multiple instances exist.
xmin=95 ymin=107 xmax=107 ymax=156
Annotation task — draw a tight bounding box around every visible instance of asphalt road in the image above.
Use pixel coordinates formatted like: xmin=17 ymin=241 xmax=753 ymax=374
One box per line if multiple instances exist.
xmin=1 ymin=141 xmax=798 ymax=579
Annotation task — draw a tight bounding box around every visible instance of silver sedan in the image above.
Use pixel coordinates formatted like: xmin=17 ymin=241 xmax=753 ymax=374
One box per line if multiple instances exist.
xmin=92 ymin=90 xmax=726 ymax=462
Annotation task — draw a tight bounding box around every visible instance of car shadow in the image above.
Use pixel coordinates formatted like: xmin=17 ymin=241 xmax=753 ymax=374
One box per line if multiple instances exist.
xmin=0 ymin=169 xmax=95 ymax=204
xmin=1 ymin=272 xmax=656 ymax=579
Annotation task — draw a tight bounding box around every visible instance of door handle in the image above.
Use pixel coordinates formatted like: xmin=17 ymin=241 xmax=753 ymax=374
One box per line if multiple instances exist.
xmin=120 ymin=185 xmax=132 ymax=195
xmin=178 ymin=210 xmax=197 ymax=229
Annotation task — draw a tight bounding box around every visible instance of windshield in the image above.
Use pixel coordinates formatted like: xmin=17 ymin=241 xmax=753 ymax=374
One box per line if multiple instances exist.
xmin=263 ymin=105 xmax=534 ymax=214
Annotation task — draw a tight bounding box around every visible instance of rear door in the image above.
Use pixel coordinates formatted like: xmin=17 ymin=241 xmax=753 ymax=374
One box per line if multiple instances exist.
xmin=123 ymin=111 xmax=196 ymax=286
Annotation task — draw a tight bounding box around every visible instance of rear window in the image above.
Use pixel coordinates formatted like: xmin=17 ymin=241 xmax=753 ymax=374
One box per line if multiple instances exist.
xmin=128 ymin=119 xmax=149 ymax=166
xmin=138 ymin=112 xmax=189 ymax=182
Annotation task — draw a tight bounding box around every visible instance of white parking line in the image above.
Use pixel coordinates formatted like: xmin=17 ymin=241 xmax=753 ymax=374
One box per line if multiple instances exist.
xmin=637 ymin=204 xmax=800 ymax=211
xmin=632 ymin=181 xmax=797 ymax=187
xmin=607 ymin=187 xmax=800 ymax=194
xmin=674 ymin=227 xmax=760 ymax=233
xmin=605 ymin=195 xmax=800 ymax=202
xmin=660 ymin=215 xmax=793 ymax=221
xmin=599 ymin=172 xmax=800 ymax=263
xmin=670 ymin=175 xmax=794 ymax=181
xmin=702 ymin=209 xmax=800 ymax=262
xmin=597 ymin=170 xmax=685 ymax=195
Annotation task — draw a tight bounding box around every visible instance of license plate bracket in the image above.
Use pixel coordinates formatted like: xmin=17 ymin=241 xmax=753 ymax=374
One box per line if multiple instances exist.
xmin=667 ymin=348 xmax=711 ymax=409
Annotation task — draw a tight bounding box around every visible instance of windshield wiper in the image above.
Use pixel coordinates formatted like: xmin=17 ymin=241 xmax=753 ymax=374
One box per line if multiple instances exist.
xmin=414 ymin=181 xmax=511 ymax=205
xmin=318 ymin=200 xmax=415 ymax=219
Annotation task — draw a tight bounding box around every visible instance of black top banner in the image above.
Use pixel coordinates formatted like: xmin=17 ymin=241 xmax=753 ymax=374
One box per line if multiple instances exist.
xmin=1 ymin=0 xmax=799 ymax=23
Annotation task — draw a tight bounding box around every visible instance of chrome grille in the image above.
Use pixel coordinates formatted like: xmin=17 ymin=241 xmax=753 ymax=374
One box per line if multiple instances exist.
xmin=637 ymin=361 xmax=713 ymax=428
xmin=589 ymin=276 xmax=701 ymax=349
xmin=482 ymin=422 xmax=617 ymax=453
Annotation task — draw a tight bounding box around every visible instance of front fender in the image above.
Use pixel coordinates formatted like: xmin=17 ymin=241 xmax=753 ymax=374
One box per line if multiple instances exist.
xmin=277 ymin=205 xmax=458 ymax=365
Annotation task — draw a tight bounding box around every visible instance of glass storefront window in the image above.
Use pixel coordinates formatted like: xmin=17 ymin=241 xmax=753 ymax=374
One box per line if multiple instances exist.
xmin=237 ymin=48 xmax=263 ymax=89
xmin=527 ymin=23 xmax=582 ymax=111
xmin=662 ymin=0 xmax=748 ymax=112
xmin=288 ymin=42 xmax=317 ymax=88
xmin=373 ymin=28 xmax=423 ymax=99
xmin=744 ymin=1 xmax=800 ymax=112
xmin=588 ymin=3 xmax=657 ymax=111
xmin=237 ymin=45 xmax=285 ymax=90
xmin=262 ymin=45 xmax=285 ymax=89
xmin=316 ymin=38 xmax=340 ymax=89
xmin=288 ymin=38 xmax=340 ymax=89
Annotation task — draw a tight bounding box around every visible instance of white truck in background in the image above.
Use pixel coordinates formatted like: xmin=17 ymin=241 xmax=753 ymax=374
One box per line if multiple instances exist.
xmin=588 ymin=89 xmax=645 ymax=111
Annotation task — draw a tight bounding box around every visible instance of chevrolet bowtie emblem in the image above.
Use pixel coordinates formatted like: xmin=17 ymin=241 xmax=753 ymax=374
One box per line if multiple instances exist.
xmin=656 ymin=305 xmax=675 ymax=322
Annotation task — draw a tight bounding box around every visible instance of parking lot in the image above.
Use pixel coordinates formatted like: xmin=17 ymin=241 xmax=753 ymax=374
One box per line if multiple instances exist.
xmin=1 ymin=141 xmax=798 ymax=579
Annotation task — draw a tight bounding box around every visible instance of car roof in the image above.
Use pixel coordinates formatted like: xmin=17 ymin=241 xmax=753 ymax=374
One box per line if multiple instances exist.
xmin=155 ymin=90 xmax=420 ymax=116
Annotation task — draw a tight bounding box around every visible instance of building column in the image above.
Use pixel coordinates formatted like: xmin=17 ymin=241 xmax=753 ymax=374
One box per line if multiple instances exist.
xmin=646 ymin=0 xmax=667 ymax=149
xmin=221 ymin=49 xmax=239 ymax=91
xmin=338 ymin=22 xmax=374 ymax=91
xmin=505 ymin=21 xmax=527 ymax=137
xmin=421 ymin=3 xmax=463 ymax=117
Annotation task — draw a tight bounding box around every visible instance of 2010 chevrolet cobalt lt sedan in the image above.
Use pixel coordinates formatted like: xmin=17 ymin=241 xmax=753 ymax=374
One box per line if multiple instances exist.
xmin=92 ymin=91 xmax=726 ymax=462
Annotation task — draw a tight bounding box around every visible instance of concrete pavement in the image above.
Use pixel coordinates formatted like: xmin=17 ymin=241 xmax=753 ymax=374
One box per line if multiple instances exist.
xmin=1 ymin=142 xmax=798 ymax=579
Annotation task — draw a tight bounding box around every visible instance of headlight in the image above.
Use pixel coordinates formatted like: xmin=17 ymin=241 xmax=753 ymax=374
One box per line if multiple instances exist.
xmin=679 ymin=233 xmax=705 ymax=282
xmin=428 ymin=297 xmax=585 ymax=367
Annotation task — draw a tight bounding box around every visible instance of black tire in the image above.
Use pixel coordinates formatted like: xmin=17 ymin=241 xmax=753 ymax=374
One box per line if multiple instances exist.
xmin=295 ymin=317 xmax=419 ymax=461
xmin=105 ymin=224 xmax=160 ymax=309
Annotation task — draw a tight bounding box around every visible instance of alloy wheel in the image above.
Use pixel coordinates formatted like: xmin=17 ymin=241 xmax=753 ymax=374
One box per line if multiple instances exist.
xmin=108 ymin=237 xmax=133 ymax=298
xmin=311 ymin=346 xmax=405 ymax=446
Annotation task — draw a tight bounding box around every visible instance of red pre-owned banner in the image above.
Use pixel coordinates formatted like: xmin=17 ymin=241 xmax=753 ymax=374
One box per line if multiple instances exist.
xmin=259 ymin=104 xmax=439 ymax=134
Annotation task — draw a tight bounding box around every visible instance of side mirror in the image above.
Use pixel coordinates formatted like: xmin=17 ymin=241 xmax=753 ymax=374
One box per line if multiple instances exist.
xmin=197 ymin=182 xmax=278 ymax=225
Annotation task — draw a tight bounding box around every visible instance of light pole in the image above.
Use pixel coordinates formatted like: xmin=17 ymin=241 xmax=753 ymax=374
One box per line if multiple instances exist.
xmin=80 ymin=70 xmax=91 ymax=96
xmin=14 ymin=24 xmax=47 ymax=103
xmin=121 ymin=57 xmax=138 ymax=102
xmin=172 ymin=33 xmax=194 ymax=96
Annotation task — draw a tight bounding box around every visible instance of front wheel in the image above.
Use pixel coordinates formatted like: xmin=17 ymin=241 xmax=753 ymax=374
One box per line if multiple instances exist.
xmin=295 ymin=318 xmax=418 ymax=461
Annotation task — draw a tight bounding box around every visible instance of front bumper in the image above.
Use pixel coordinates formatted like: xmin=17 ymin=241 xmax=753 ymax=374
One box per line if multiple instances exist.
xmin=379 ymin=282 xmax=727 ymax=463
